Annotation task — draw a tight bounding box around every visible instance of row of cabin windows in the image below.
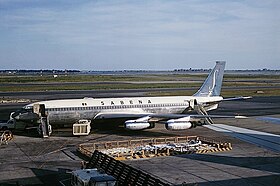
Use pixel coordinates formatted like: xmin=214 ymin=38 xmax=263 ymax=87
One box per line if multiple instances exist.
xmin=47 ymin=103 xmax=188 ymax=112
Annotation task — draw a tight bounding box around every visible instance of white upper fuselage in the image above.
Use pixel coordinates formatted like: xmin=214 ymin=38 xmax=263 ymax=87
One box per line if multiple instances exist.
xmin=24 ymin=96 xmax=223 ymax=125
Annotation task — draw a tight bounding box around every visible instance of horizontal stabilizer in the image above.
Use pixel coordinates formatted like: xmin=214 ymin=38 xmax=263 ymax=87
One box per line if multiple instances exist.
xmin=223 ymin=96 xmax=252 ymax=101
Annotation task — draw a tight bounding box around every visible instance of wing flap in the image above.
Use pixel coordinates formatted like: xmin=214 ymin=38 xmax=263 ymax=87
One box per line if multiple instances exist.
xmin=93 ymin=112 xmax=247 ymax=124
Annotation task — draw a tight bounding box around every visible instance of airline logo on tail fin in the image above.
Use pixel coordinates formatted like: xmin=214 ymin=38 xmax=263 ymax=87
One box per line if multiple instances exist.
xmin=194 ymin=61 xmax=226 ymax=97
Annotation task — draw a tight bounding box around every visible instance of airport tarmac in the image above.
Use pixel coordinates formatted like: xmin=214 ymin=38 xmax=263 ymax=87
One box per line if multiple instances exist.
xmin=0 ymin=95 xmax=279 ymax=185
xmin=0 ymin=86 xmax=279 ymax=100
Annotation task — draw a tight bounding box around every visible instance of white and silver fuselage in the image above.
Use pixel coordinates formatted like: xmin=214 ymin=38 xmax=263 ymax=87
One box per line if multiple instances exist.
xmin=23 ymin=96 xmax=223 ymax=125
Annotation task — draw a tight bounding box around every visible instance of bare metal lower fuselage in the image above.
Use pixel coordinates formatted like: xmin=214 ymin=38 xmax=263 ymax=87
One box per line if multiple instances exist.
xmin=48 ymin=106 xmax=186 ymax=125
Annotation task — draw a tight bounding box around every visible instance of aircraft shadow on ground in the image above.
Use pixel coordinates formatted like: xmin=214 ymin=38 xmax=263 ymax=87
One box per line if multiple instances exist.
xmin=185 ymin=174 xmax=280 ymax=186
xmin=11 ymin=125 xmax=176 ymax=138
xmin=92 ymin=127 xmax=176 ymax=138
xmin=12 ymin=128 xmax=43 ymax=138
xmin=174 ymin=153 xmax=280 ymax=186
xmin=90 ymin=119 xmax=179 ymax=137
xmin=2 ymin=156 xmax=279 ymax=186
xmin=0 ymin=168 xmax=71 ymax=186
xmin=176 ymin=153 xmax=280 ymax=174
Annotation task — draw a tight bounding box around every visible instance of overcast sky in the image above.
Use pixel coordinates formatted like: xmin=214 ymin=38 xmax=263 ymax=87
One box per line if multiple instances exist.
xmin=0 ymin=0 xmax=279 ymax=70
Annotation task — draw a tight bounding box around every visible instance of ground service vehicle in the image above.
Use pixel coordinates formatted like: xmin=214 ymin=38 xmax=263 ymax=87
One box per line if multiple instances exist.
xmin=71 ymin=168 xmax=117 ymax=186
xmin=0 ymin=120 xmax=15 ymax=130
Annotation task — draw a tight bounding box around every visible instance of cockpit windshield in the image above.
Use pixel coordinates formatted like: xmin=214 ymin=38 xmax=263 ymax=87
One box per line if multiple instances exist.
xmin=22 ymin=105 xmax=33 ymax=112
xmin=11 ymin=107 xmax=32 ymax=119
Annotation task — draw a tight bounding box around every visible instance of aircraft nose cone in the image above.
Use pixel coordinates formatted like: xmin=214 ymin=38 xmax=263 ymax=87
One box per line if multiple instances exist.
xmin=13 ymin=112 xmax=39 ymax=122
xmin=14 ymin=115 xmax=20 ymax=120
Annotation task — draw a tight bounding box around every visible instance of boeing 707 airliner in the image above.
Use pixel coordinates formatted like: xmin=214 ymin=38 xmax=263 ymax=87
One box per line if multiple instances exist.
xmin=11 ymin=61 xmax=250 ymax=136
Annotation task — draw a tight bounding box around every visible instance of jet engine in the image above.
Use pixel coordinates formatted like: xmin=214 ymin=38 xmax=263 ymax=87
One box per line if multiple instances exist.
xmin=125 ymin=121 xmax=152 ymax=130
xmin=165 ymin=117 xmax=194 ymax=130
xmin=124 ymin=116 xmax=154 ymax=130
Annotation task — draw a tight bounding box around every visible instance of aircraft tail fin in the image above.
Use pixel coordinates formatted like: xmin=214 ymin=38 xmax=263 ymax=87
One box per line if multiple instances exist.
xmin=193 ymin=61 xmax=226 ymax=97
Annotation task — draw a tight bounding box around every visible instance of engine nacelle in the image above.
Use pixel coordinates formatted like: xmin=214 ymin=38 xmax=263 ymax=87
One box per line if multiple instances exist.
xmin=124 ymin=116 xmax=155 ymax=130
xmin=165 ymin=117 xmax=193 ymax=130
xmin=165 ymin=122 xmax=192 ymax=130
xmin=124 ymin=120 xmax=153 ymax=130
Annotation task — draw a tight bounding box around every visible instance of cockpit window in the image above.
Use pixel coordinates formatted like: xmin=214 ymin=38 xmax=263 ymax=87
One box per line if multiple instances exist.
xmin=23 ymin=105 xmax=33 ymax=112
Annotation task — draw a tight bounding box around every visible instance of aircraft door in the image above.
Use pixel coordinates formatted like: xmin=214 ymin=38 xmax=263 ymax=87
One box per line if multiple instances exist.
xmin=33 ymin=104 xmax=51 ymax=137
xmin=33 ymin=104 xmax=46 ymax=117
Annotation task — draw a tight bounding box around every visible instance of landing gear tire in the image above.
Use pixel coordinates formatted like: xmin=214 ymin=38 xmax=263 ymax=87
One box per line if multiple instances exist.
xmin=37 ymin=124 xmax=42 ymax=136
xmin=1 ymin=126 xmax=8 ymax=131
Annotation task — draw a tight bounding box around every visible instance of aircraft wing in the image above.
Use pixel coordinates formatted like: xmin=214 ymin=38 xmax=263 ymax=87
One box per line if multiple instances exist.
xmin=94 ymin=112 xmax=246 ymax=123
xmin=151 ymin=114 xmax=247 ymax=119
xmin=120 ymin=113 xmax=247 ymax=130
